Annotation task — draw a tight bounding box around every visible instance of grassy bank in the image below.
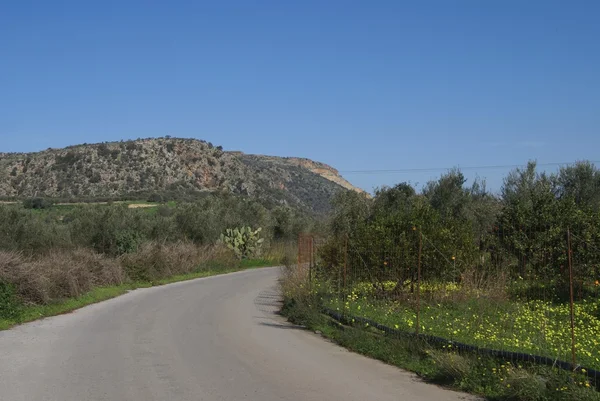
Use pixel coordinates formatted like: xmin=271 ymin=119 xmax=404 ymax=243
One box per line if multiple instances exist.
xmin=0 ymin=258 xmax=277 ymax=331
xmin=324 ymin=285 xmax=600 ymax=371
xmin=282 ymin=300 xmax=600 ymax=401
xmin=280 ymin=272 xmax=600 ymax=401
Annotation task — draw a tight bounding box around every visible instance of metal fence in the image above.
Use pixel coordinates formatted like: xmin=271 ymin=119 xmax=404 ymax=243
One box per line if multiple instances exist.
xmin=297 ymin=233 xmax=326 ymax=289
xmin=299 ymin=227 xmax=600 ymax=382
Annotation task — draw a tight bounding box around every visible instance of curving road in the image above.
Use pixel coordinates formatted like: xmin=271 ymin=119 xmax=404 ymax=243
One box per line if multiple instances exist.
xmin=0 ymin=267 xmax=474 ymax=401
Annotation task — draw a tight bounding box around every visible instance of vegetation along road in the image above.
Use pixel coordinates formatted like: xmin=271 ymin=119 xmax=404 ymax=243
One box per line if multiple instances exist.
xmin=0 ymin=267 xmax=475 ymax=401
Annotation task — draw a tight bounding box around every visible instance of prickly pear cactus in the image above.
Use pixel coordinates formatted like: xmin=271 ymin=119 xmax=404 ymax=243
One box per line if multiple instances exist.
xmin=219 ymin=227 xmax=264 ymax=259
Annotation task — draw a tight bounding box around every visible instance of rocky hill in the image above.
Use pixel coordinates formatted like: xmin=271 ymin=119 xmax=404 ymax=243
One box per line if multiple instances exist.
xmin=0 ymin=137 xmax=363 ymax=214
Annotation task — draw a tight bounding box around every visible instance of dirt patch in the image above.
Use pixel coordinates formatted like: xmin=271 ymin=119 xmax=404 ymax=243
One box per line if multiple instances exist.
xmin=55 ymin=202 xmax=106 ymax=206
xmin=127 ymin=203 xmax=158 ymax=209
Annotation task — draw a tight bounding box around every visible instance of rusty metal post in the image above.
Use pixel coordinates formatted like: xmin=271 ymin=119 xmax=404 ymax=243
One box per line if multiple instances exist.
xmin=344 ymin=235 xmax=348 ymax=291
xmin=297 ymin=233 xmax=301 ymax=270
xmin=308 ymin=236 xmax=314 ymax=291
xmin=567 ymin=228 xmax=577 ymax=370
xmin=416 ymin=228 xmax=422 ymax=335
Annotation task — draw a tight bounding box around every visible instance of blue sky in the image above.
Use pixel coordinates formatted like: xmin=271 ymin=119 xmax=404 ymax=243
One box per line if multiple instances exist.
xmin=1 ymin=1 xmax=598 ymax=193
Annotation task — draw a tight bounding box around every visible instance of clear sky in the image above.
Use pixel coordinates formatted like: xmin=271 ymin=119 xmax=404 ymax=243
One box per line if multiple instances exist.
xmin=1 ymin=1 xmax=598 ymax=193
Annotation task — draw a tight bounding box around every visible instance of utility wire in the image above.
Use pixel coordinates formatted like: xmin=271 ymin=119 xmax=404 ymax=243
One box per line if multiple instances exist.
xmin=340 ymin=161 xmax=600 ymax=175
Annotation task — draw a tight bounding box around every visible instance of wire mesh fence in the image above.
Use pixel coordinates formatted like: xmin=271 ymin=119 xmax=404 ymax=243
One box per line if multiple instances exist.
xmin=299 ymin=225 xmax=600 ymax=383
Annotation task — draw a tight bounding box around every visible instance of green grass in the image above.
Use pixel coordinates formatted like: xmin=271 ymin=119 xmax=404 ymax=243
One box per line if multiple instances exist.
xmin=0 ymin=285 xmax=134 ymax=330
xmin=0 ymin=259 xmax=278 ymax=331
xmin=281 ymin=297 xmax=600 ymax=401
xmin=324 ymin=283 xmax=600 ymax=371
xmin=240 ymin=258 xmax=280 ymax=268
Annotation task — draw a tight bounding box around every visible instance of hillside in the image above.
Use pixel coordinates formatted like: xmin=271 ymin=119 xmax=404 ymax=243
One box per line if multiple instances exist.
xmin=0 ymin=137 xmax=363 ymax=214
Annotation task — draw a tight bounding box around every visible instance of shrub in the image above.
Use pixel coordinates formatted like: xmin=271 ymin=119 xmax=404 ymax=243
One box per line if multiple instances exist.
xmin=120 ymin=242 xmax=234 ymax=282
xmin=114 ymin=230 xmax=142 ymax=255
xmin=0 ymin=207 xmax=72 ymax=253
xmin=0 ymin=249 xmax=123 ymax=305
xmin=156 ymin=205 xmax=173 ymax=217
xmin=120 ymin=241 xmax=199 ymax=281
xmin=147 ymin=193 xmax=164 ymax=203
xmin=23 ymin=198 xmax=54 ymax=210
xmin=68 ymin=206 xmax=150 ymax=255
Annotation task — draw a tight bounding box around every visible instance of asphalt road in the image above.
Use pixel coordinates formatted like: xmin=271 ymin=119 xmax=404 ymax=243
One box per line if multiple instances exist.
xmin=0 ymin=267 xmax=475 ymax=401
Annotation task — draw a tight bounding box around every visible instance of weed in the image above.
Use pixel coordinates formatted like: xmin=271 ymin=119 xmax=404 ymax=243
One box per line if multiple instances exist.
xmin=0 ymin=281 xmax=22 ymax=320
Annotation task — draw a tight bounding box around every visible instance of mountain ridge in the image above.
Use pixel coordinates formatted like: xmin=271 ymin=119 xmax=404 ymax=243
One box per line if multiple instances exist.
xmin=0 ymin=137 xmax=363 ymax=213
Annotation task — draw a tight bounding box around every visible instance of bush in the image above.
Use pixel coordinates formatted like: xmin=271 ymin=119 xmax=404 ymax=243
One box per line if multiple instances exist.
xmin=115 ymin=230 xmax=143 ymax=255
xmin=0 ymin=249 xmax=123 ymax=305
xmin=147 ymin=193 xmax=164 ymax=203
xmin=23 ymin=198 xmax=54 ymax=210
xmin=120 ymin=241 xmax=202 ymax=281
xmin=0 ymin=243 xmax=244 ymax=308
xmin=0 ymin=207 xmax=72 ymax=253
xmin=156 ymin=205 xmax=173 ymax=217
xmin=120 ymin=242 xmax=236 ymax=282
xmin=68 ymin=206 xmax=150 ymax=255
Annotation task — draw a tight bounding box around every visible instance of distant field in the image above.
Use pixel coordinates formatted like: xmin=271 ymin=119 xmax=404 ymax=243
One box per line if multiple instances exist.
xmin=126 ymin=203 xmax=158 ymax=209
xmin=3 ymin=200 xmax=165 ymax=209
xmin=0 ymin=200 xmax=167 ymax=219
xmin=56 ymin=201 xmax=160 ymax=209
xmin=56 ymin=200 xmax=156 ymax=206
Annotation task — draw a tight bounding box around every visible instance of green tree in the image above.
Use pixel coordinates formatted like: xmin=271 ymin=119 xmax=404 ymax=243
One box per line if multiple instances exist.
xmin=555 ymin=161 xmax=600 ymax=211
xmin=329 ymin=190 xmax=371 ymax=238
xmin=499 ymin=161 xmax=566 ymax=279
xmin=423 ymin=168 xmax=468 ymax=221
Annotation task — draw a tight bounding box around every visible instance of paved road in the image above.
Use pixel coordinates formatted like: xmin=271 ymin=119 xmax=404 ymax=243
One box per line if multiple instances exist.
xmin=0 ymin=267 xmax=475 ymax=401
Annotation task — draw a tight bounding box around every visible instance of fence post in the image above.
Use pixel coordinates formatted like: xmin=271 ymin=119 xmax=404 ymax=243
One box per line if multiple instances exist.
xmin=308 ymin=236 xmax=314 ymax=291
xmin=297 ymin=233 xmax=301 ymax=271
xmin=344 ymin=235 xmax=348 ymax=292
xmin=567 ymin=228 xmax=577 ymax=370
xmin=416 ymin=227 xmax=422 ymax=335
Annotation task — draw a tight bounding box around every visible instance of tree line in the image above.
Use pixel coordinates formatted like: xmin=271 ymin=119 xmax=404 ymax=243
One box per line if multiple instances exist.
xmin=324 ymin=161 xmax=600 ymax=289
xmin=0 ymin=193 xmax=316 ymax=256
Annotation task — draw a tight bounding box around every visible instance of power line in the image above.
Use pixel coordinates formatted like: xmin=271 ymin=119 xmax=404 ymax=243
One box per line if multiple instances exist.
xmin=339 ymin=161 xmax=600 ymax=175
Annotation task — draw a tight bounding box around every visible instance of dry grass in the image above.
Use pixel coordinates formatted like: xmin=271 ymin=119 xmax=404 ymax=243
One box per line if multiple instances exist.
xmin=120 ymin=241 xmax=237 ymax=281
xmin=263 ymin=241 xmax=296 ymax=265
xmin=280 ymin=263 xmax=311 ymax=301
xmin=127 ymin=203 xmax=157 ymax=209
xmin=0 ymin=242 xmax=240 ymax=306
xmin=505 ymin=369 xmax=548 ymax=400
xmin=458 ymin=266 xmax=510 ymax=302
xmin=420 ymin=267 xmax=510 ymax=305
xmin=120 ymin=241 xmax=200 ymax=281
xmin=428 ymin=350 xmax=473 ymax=381
xmin=0 ymin=249 xmax=123 ymax=304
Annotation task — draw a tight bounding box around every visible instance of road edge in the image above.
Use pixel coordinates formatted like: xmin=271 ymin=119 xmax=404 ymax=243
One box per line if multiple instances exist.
xmin=0 ymin=265 xmax=281 ymax=331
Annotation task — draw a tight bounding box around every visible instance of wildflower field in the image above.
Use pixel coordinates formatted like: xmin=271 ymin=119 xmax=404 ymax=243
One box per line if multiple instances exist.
xmin=325 ymin=281 xmax=600 ymax=371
